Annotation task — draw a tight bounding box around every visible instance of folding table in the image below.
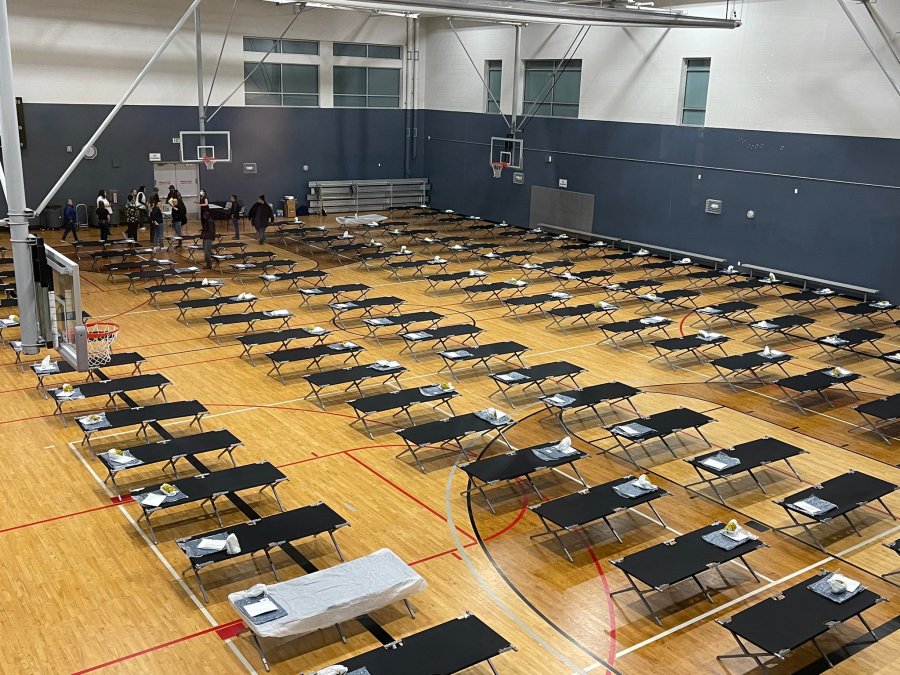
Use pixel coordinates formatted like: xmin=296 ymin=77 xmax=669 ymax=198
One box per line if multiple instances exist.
xmin=531 ymin=475 xmax=670 ymax=562
xmin=131 ymin=461 xmax=287 ymax=543
xmin=684 ymin=437 xmax=806 ymax=503
xmin=489 ymin=360 xmax=586 ymax=406
xmin=717 ymin=570 xmax=885 ymax=668
xmin=606 ymin=408 xmax=715 ymax=465
xmin=96 ymin=429 xmax=243 ymax=497
xmin=348 ymin=383 xmax=458 ymax=437
xmin=540 ymin=381 xmax=641 ymax=433
xmin=438 ymin=341 xmax=528 ymax=381
xmin=396 ymin=411 xmax=516 ymax=472
xmin=303 ymin=362 xmax=406 ymax=409
xmin=178 ymin=502 xmax=348 ymax=601
xmin=773 ymin=470 xmax=898 ymax=550
xmin=461 ymin=439 xmax=588 ymax=513
xmin=610 ymin=522 xmax=765 ymax=624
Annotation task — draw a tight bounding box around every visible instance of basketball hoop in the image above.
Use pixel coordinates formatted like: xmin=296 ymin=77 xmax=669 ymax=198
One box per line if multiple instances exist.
xmin=491 ymin=161 xmax=508 ymax=179
xmin=84 ymin=320 xmax=119 ymax=367
xmin=201 ymin=156 xmax=217 ymax=171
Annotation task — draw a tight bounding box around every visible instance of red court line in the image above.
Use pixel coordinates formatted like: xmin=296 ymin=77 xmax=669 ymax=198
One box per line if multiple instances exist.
xmin=70 ymin=620 xmax=243 ymax=674
xmin=583 ymin=535 xmax=618 ymax=671
xmin=0 ymin=501 xmax=122 ymax=535
xmin=345 ymin=451 xmax=478 ymax=544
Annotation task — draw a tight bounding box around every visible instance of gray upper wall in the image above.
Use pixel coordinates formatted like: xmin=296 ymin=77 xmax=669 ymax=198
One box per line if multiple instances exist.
xmin=422 ymin=109 xmax=900 ymax=300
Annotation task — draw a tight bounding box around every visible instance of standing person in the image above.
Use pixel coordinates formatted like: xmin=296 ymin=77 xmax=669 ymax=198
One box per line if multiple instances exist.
xmin=165 ymin=184 xmax=177 ymax=203
xmin=200 ymin=203 xmax=216 ymax=269
xmin=61 ymin=198 xmax=79 ymax=242
xmin=96 ymin=189 xmax=111 ymax=209
xmin=96 ymin=198 xmax=111 ymax=241
xmin=124 ymin=194 xmax=140 ymax=240
xmin=247 ymin=195 xmax=274 ymax=244
xmin=96 ymin=190 xmax=112 ymax=236
xmin=149 ymin=199 xmax=163 ymax=250
xmin=197 ymin=188 xmax=210 ymax=233
xmin=170 ymin=192 xmax=186 ymax=244
xmin=229 ymin=194 xmax=241 ymax=240
xmin=136 ymin=185 xmax=148 ymax=231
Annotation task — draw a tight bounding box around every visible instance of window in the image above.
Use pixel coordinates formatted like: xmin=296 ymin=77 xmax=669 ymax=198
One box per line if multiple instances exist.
xmin=334 ymin=66 xmax=401 ymax=108
xmin=486 ymin=60 xmax=502 ymax=114
xmin=244 ymin=63 xmax=319 ymax=107
xmin=680 ymin=58 xmax=710 ymax=126
xmin=523 ymin=60 xmax=581 ymax=118
xmin=334 ymin=42 xmax=402 ymax=59
xmin=243 ymin=36 xmax=318 ymax=55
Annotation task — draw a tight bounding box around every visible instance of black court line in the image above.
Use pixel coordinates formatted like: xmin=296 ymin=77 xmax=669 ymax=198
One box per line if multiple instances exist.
xmin=463 ymin=407 xmax=622 ymax=675
xmin=101 ymin=374 xmax=394 ymax=645
xmin=790 ymin=615 xmax=900 ymax=674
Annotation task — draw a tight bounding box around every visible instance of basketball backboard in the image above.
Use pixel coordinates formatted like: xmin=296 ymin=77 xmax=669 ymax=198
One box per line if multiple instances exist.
xmin=179 ymin=130 xmax=232 ymax=163
xmin=44 ymin=245 xmax=89 ymax=370
xmin=490 ymin=136 xmax=524 ymax=170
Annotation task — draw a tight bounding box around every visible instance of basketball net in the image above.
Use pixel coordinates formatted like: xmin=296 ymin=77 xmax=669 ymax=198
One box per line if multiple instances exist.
xmin=202 ymin=156 xmax=217 ymax=171
xmin=491 ymin=162 xmax=508 ymax=179
xmin=84 ymin=321 xmax=119 ymax=368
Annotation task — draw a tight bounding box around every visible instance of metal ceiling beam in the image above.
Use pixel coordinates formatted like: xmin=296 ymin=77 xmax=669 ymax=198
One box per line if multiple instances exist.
xmin=274 ymin=0 xmax=741 ymax=28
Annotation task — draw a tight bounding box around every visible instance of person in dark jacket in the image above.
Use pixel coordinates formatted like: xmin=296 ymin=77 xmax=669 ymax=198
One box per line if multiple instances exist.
xmin=149 ymin=201 xmax=163 ymax=249
xmin=124 ymin=194 xmax=140 ymax=240
xmin=169 ymin=192 xmax=186 ymax=243
xmin=247 ymin=195 xmax=274 ymax=244
xmin=229 ymin=194 xmax=242 ymax=240
xmin=61 ymin=198 xmax=79 ymax=242
xmin=96 ymin=200 xmax=111 ymax=241
xmin=200 ymin=206 xmax=216 ymax=269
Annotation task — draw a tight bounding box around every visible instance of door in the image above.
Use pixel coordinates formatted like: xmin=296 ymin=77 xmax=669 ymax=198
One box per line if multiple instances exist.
xmin=153 ymin=162 xmax=200 ymax=220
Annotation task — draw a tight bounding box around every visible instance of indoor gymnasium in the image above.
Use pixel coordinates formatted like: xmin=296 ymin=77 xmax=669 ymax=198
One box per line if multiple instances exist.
xmin=0 ymin=0 xmax=898 ymax=673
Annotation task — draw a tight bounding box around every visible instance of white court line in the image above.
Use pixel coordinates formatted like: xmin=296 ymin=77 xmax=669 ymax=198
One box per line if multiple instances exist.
xmin=66 ymin=441 xmax=258 ymax=674
xmin=602 ymin=522 xmax=900 ymax=665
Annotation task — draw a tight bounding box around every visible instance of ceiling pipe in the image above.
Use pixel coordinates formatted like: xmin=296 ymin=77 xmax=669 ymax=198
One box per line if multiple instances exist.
xmin=274 ymin=0 xmax=741 ymax=28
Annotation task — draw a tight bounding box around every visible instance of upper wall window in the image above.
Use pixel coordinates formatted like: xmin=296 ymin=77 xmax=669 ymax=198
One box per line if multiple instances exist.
xmin=486 ymin=60 xmax=502 ymax=114
xmin=334 ymin=66 xmax=401 ymax=108
xmin=244 ymin=63 xmax=319 ymax=107
xmin=243 ymin=36 xmax=319 ymax=56
xmin=680 ymin=58 xmax=711 ymax=126
xmin=523 ymin=60 xmax=581 ymax=118
xmin=334 ymin=42 xmax=402 ymax=59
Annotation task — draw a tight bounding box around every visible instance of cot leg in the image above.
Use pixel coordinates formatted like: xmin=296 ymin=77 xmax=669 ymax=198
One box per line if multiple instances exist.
xmin=877 ymin=497 xmax=896 ymax=520
xmin=403 ymin=598 xmax=416 ymax=619
xmin=264 ymin=549 xmax=280 ymax=581
xmin=603 ymin=516 xmax=623 ymax=544
xmin=784 ymin=458 xmax=803 ymax=481
xmin=811 ymin=636 xmax=833 ymax=667
xmin=858 ymin=614 xmax=879 ymax=642
xmin=646 ymin=502 xmax=667 ymax=528
xmin=747 ymin=468 xmax=767 ymax=494
xmin=250 ymin=634 xmax=270 ymax=672
xmin=487 ymin=659 xmax=499 ymax=675
xmin=193 ymin=567 xmax=209 ymax=603
xmin=739 ymin=555 xmax=761 ymax=583
xmin=270 ymin=484 xmax=285 ymax=511
xmin=843 ymin=512 xmax=862 ymax=537
xmin=693 ymin=574 xmax=714 ymax=603
xmin=611 ymin=574 xmax=660 ymax=626
xmin=329 ymin=530 xmax=345 ymax=561
xmin=335 ymin=623 xmax=347 ymax=644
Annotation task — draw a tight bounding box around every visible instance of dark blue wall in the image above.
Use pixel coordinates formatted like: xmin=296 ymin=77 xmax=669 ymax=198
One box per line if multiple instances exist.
xmin=3 ymin=104 xmax=412 ymax=214
xmin=422 ymin=109 xmax=900 ymax=300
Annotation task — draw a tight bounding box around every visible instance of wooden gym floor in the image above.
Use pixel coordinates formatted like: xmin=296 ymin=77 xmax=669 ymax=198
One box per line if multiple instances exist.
xmin=0 ymin=214 xmax=898 ymax=675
